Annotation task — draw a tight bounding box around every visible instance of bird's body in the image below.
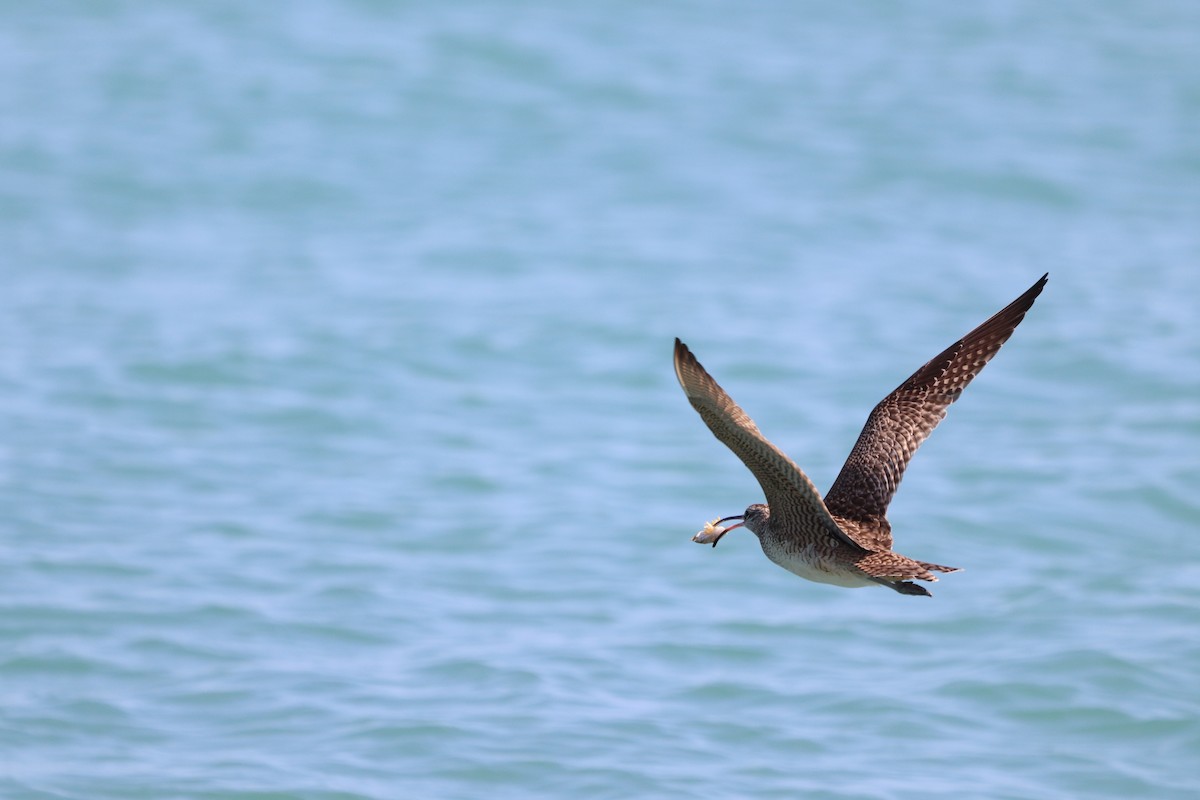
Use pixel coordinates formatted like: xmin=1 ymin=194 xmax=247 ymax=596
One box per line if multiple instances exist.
xmin=758 ymin=527 xmax=872 ymax=589
xmin=675 ymin=274 xmax=1047 ymax=597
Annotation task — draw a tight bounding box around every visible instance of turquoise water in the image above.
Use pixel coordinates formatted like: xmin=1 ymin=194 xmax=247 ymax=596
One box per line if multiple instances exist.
xmin=3 ymin=3 xmax=1199 ymax=798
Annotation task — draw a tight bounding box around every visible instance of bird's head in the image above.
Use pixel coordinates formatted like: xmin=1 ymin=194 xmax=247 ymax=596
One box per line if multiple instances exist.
xmin=741 ymin=503 xmax=769 ymax=535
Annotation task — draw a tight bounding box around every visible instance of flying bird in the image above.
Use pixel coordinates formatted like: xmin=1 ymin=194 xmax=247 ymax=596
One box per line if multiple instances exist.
xmin=675 ymin=274 xmax=1047 ymax=596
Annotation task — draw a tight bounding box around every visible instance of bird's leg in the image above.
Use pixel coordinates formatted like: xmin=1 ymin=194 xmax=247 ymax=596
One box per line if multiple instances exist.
xmin=869 ymin=577 xmax=932 ymax=597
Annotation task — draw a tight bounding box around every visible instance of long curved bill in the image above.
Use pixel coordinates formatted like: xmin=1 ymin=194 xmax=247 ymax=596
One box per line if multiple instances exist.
xmin=692 ymin=514 xmax=746 ymax=547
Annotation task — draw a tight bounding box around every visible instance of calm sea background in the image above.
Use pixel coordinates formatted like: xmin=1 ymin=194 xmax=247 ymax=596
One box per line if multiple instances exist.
xmin=2 ymin=3 xmax=1198 ymax=799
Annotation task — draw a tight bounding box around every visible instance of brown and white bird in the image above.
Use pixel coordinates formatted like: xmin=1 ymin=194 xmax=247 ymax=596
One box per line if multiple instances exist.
xmin=675 ymin=274 xmax=1047 ymax=596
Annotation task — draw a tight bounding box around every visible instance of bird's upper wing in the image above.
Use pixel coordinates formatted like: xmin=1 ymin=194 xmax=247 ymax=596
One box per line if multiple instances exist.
xmin=823 ymin=274 xmax=1048 ymax=549
xmin=674 ymin=339 xmax=869 ymax=552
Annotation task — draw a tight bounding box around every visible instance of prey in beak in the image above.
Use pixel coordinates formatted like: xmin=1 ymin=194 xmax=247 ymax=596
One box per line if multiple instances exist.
xmin=692 ymin=515 xmax=746 ymax=548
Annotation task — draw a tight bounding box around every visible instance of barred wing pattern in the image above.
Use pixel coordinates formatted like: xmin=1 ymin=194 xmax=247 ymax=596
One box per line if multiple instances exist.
xmin=674 ymin=339 xmax=868 ymax=553
xmin=823 ymin=274 xmax=1048 ymax=550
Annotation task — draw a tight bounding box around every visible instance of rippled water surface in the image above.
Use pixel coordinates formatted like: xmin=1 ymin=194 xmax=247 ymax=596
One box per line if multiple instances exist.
xmin=2 ymin=3 xmax=1199 ymax=798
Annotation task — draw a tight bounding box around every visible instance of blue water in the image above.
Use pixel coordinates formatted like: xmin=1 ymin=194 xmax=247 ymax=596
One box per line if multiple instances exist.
xmin=2 ymin=3 xmax=1199 ymax=798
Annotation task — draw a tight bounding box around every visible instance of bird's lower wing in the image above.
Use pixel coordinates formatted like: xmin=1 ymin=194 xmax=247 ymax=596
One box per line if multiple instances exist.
xmin=674 ymin=339 xmax=868 ymax=552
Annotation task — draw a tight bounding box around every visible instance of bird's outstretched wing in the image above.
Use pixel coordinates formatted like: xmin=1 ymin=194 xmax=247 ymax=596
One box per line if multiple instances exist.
xmin=674 ymin=339 xmax=868 ymax=552
xmin=823 ymin=274 xmax=1048 ymax=549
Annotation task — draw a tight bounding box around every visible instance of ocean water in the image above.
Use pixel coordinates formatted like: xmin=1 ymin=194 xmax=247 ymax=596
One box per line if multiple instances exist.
xmin=2 ymin=2 xmax=1199 ymax=798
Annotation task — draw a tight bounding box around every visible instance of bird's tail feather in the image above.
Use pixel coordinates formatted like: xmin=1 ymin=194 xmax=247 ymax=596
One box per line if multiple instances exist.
xmin=919 ymin=561 xmax=960 ymax=575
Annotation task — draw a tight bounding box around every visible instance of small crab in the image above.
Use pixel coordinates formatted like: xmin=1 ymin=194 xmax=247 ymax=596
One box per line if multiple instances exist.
xmin=691 ymin=515 xmax=747 ymax=548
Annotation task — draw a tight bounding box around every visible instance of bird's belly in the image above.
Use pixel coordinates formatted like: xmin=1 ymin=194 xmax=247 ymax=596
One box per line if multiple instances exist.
xmin=762 ymin=541 xmax=874 ymax=588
